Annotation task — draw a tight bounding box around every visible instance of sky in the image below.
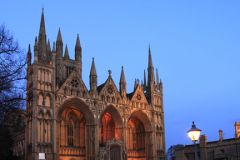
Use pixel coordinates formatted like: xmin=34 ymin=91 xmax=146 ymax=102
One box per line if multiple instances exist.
xmin=1 ymin=1 xmax=240 ymax=151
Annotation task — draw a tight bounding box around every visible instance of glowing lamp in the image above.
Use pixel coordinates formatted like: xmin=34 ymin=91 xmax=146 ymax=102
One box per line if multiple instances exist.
xmin=187 ymin=121 xmax=201 ymax=142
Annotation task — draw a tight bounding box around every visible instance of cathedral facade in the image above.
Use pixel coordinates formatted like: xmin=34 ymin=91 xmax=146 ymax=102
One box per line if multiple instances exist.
xmin=25 ymin=10 xmax=166 ymax=160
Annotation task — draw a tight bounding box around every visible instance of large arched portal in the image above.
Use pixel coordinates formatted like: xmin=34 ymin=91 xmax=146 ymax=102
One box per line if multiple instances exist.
xmin=59 ymin=106 xmax=86 ymax=158
xmin=99 ymin=105 xmax=123 ymax=143
xmin=56 ymin=98 xmax=95 ymax=160
xmin=127 ymin=110 xmax=152 ymax=160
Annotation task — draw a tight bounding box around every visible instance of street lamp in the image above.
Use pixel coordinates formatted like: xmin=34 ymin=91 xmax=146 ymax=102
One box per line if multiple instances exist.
xmin=187 ymin=121 xmax=201 ymax=160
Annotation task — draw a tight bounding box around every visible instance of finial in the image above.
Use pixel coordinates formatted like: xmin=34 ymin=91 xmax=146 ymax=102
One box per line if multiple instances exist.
xmin=108 ymin=70 xmax=112 ymax=76
xmin=42 ymin=7 xmax=44 ymax=12
xmin=92 ymin=57 xmax=94 ymax=60
xmin=137 ymin=79 xmax=139 ymax=84
xmin=77 ymin=34 xmax=79 ymax=37
xmin=122 ymin=66 xmax=123 ymax=69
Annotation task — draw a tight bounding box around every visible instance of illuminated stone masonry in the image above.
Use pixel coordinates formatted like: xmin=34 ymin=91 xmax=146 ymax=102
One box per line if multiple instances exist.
xmin=23 ymin=9 xmax=166 ymax=160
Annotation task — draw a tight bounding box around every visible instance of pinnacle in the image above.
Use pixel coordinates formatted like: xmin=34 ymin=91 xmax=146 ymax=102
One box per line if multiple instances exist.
xmin=75 ymin=34 xmax=81 ymax=48
xmin=39 ymin=8 xmax=46 ymax=35
xmin=120 ymin=66 xmax=126 ymax=83
xmin=64 ymin=44 xmax=69 ymax=59
xmin=47 ymin=39 xmax=51 ymax=51
xmin=148 ymin=45 xmax=153 ymax=68
xmin=90 ymin=57 xmax=97 ymax=76
xmin=57 ymin=28 xmax=62 ymax=42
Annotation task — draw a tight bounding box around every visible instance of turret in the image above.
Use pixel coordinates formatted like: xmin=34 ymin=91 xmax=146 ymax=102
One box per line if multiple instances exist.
xmin=34 ymin=37 xmax=38 ymax=63
xmin=119 ymin=66 xmax=126 ymax=97
xmin=148 ymin=45 xmax=155 ymax=86
xmin=38 ymin=8 xmax=47 ymax=63
xmin=27 ymin=44 xmax=31 ymax=67
xmin=56 ymin=28 xmax=63 ymax=57
xmin=156 ymin=68 xmax=159 ymax=87
xmin=64 ymin=44 xmax=69 ymax=59
xmin=75 ymin=34 xmax=82 ymax=63
xmin=90 ymin=58 xmax=97 ymax=91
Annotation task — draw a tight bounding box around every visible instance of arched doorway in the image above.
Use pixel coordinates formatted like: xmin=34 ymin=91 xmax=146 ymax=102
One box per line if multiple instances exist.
xmin=127 ymin=110 xmax=152 ymax=160
xmin=56 ymin=98 xmax=95 ymax=160
xmin=99 ymin=105 xmax=124 ymax=160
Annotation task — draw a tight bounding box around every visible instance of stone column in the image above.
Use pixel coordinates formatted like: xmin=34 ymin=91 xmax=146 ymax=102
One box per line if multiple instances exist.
xmin=94 ymin=101 xmax=99 ymax=160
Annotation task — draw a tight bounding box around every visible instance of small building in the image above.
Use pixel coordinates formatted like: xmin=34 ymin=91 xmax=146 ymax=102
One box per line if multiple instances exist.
xmin=175 ymin=122 xmax=240 ymax=160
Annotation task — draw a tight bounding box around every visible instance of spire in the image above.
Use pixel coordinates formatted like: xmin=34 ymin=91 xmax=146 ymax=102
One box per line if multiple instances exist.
xmin=120 ymin=66 xmax=126 ymax=83
xmin=57 ymin=28 xmax=62 ymax=42
xmin=160 ymin=79 xmax=162 ymax=85
xmin=34 ymin=37 xmax=37 ymax=46
xmin=90 ymin=57 xmax=97 ymax=92
xmin=39 ymin=8 xmax=46 ymax=35
xmin=27 ymin=44 xmax=31 ymax=67
xmin=147 ymin=45 xmax=155 ymax=86
xmin=75 ymin=34 xmax=81 ymax=48
xmin=148 ymin=45 xmax=153 ymax=69
xmin=156 ymin=68 xmax=159 ymax=86
xmin=90 ymin=58 xmax=97 ymax=76
xmin=47 ymin=39 xmax=51 ymax=51
xmin=64 ymin=45 xmax=69 ymax=59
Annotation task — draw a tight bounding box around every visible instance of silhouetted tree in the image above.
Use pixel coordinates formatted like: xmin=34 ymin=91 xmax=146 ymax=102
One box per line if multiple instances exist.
xmin=0 ymin=24 xmax=27 ymax=160
xmin=166 ymin=144 xmax=184 ymax=160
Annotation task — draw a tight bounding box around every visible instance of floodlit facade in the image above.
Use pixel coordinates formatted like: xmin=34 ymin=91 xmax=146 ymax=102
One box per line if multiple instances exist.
xmin=24 ymin=9 xmax=166 ymax=160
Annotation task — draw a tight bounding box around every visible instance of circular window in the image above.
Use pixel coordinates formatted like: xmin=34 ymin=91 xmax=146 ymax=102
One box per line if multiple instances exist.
xmin=71 ymin=79 xmax=79 ymax=88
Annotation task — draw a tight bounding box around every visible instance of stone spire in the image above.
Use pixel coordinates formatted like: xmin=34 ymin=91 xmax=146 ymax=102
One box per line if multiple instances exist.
xmin=148 ymin=45 xmax=155 ymax=86
xmin=90 ymin=58 xmax=97 ymax=92
xmin=56 ymin=28 xmax=63 ymax=57
xmin=64 ymin=45 xmax=69 ymax=59
xmin=90 ymin=58 xmax=97 ymax=76
xmin=47 ymin=39 xmax=51 ymax=51
xmin=39 ymin=8 xmax=46 ymax=36
xmin=120 ymin=66 xmax=126 ymax=84
xmin=38 ymin=8 xmax=47 ymax=63
xmin=34 ymin=37 xmax=38 ymax=63
xmin=27 ymin=44 xmax=31 ymax=67
xmin=57 ymin=28 xmax=62 ymax=42
xmin=120 ymin=66 xmax=126 ymax=97
xmin=75 ymin=34 xmax=82 ymax=63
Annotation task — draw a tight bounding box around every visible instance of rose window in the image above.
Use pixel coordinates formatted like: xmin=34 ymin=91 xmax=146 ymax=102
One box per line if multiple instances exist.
xmin=71 ymin=79 xmax=79 ymax=88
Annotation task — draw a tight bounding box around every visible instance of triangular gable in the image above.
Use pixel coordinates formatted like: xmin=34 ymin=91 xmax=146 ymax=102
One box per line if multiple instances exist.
xmin=99 ymin=75 xmax=121 ymax=98
xmin=129 ymin=84 xmax=148 ymax=104
xmin=57 ymin=70 xmax=89 ymax=96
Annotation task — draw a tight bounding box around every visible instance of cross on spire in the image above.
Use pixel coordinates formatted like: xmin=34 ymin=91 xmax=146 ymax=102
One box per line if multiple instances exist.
xmin=108 ymin=70 xmax=112 ymax=76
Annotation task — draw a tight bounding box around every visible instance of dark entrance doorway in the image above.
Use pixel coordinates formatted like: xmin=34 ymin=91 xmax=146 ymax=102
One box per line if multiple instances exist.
xmin=110 ymin=145 xmax=120 ymax=160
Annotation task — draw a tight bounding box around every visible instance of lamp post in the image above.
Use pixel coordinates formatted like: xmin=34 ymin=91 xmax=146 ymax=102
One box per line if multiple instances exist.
xmin=187 ymin=121 xmax=201 ymax=160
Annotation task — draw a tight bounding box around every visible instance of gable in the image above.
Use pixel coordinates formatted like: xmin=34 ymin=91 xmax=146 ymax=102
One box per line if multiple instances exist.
xmin=130 ymin=84 xmax=148 ymax=104
xmin=57 ymin=70 xmax=89 ymax=97
xmin=98 ymin=76 xmax=121 ymax=100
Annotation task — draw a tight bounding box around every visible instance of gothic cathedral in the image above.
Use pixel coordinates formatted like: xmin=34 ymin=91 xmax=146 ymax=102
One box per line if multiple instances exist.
xmin=26 ymin=10 xmax=166 ymax=160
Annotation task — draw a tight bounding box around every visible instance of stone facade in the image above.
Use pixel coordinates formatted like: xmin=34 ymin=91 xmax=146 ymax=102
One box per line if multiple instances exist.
xmin=23 ymin=9 xmax=166 ymax=160
xmin=175 ymin=122 xmax=240 ymax=160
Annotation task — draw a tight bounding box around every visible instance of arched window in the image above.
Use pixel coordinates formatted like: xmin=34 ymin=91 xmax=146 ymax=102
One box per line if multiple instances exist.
xmin=45 ymin=96 xmax=50 ymax=107
xmin=67 ymin=121 xmax=74 ymax=146
xmin=38 ymin=94 xmax=43 ymax=105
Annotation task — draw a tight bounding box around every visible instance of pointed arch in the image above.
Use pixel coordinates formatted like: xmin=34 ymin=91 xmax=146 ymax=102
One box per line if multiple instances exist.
xmin=128 ymin=109 xmax=152 ymax=132
xmin=56 ymin=97 xmax=94 ymax=125
xmin=99 ymin=105 xmax=123 ymax=129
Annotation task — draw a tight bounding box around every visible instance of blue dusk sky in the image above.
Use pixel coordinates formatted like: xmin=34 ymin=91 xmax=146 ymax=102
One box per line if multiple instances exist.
xmin=1 ymin=1 xmax=240 ymax=150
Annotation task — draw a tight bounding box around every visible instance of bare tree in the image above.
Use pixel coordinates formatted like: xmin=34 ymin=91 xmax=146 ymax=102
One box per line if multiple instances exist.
xmin=0 ymin=24 xmax=26 ymax=160
xmin=0 ymin=24 xmax=27 ymax=127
